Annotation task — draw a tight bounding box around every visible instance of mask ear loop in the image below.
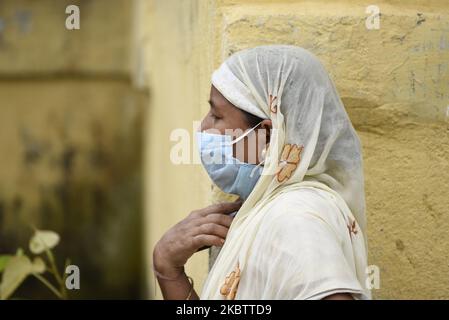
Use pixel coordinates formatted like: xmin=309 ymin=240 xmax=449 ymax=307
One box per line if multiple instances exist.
xmin=249 ymin=143 xmax=271 ymax=178
xmin=225 ymin=121 xmax=264 ymax=146
xmin=249 ymin=159 xmax=265 ymax=178
xmin=224 ymin=120 xmax=268 ymax=178
xmin=237 ymin=121 xmax=267 ymax=178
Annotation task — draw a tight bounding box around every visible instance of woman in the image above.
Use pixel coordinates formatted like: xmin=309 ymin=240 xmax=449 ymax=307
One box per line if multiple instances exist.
xmin=153 ymin=45 xmax=371 ymax=300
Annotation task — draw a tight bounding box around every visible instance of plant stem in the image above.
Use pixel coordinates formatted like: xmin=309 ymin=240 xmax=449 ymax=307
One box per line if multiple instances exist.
xmin=45 ymin=249 xmax=67 ymax=299
xmin=32 ymin=273 xmax=64 ymax=299
xmin=62 ymin=258 xmax=71 ymax=287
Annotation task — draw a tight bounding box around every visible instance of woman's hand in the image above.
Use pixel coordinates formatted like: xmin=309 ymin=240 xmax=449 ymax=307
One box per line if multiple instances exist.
xmin=153 ymin=201 xmax=242 ymax=279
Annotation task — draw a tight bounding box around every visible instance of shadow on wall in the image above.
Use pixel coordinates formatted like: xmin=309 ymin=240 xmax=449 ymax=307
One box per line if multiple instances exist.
xmin=0 ymin=0 xmax=148 ymax=299
xmin=0 ymin=97 xmax=146 ymax=299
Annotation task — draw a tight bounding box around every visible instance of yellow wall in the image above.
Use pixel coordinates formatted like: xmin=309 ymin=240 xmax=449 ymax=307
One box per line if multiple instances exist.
xmin=141 ymin=0 xmax=214 ymax=299
xmin=0 ymin=0 xmax=147 ymax=298
xmin=143 ymin=0 xmax=449 ymax=299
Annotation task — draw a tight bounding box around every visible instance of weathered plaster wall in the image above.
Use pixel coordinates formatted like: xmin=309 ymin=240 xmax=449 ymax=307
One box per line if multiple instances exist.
xmin=215 ymin=0 xmax=449 ymax=299
xmin=0 ymin=0 xmax=147 ymax=298
xmin=143 ymin=0 xmax=449 ymax=299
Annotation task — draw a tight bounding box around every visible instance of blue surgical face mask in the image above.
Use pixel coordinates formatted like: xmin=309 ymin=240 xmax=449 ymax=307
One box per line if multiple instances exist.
xmin=196 ymin=123 xmax=263 ymax=200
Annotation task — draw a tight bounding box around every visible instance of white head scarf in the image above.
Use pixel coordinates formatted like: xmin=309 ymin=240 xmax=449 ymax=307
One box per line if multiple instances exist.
xmin=201 ymin=45 xmax=370 ymax=299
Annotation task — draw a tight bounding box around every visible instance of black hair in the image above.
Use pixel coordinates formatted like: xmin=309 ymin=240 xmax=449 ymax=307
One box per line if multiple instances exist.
xmin=241 ymin=108 xmax=263 ymax=128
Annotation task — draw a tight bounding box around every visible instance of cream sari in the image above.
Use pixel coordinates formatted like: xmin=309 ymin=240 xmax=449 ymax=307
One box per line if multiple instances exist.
xmin=200 ymin=45 xmax=371 ymax=300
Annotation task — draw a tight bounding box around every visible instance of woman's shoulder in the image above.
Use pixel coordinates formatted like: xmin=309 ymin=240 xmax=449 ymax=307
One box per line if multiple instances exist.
xmin=260 ymin=187 xmax=348 ymax=243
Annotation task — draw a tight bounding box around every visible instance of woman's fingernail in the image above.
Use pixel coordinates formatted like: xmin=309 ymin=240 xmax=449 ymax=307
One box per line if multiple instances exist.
xmin=220 ymin=239 xmax=225 ymax=245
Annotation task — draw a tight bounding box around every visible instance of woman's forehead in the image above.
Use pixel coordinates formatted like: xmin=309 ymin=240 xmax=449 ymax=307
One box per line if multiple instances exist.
xmin=210 ymin=85 xmax=236 ymax=111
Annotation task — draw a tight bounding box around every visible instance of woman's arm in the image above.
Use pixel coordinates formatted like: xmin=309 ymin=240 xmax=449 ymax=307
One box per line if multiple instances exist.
xmin=152 ymin=264 xmax=199 ymax=300
xmin=323 ymin=293 xmax=354 ymax=300
xmin=153 ymin=201 xmax=242 ymax=300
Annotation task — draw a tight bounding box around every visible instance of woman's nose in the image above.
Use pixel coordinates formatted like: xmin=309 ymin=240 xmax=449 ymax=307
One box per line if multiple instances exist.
xmin=199 ymin=117 xmax=212 ymax=132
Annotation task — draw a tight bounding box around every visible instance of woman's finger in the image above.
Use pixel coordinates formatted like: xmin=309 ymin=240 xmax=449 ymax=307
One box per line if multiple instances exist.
xmin=198 ymin=201 xmax=243 ymax=216
xmin=202 ymin=213 xmax=233 ymax=228
xmin=192 ymin=234 xmax=224 ymax=249
xmin=197 ymin=223 xmax=229 ymax=239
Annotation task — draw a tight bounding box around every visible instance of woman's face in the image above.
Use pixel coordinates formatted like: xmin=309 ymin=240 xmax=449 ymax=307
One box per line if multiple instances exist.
xmin=200 ymin=85 xmax=272 ymax=165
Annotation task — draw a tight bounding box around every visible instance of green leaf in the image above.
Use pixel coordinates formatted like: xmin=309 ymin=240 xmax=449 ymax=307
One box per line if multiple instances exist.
xmin=31 ymin=257 xmax=46 ymax=274
xmin=29 ymin=230 xmax=60 ymax=254
xmin=0 ymin=255 xmax=12 ymax=273
xmin=0 ymin=255 xmax=31 ymax=300
xmin=0 ymin=254 xmax=46 ymax=300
